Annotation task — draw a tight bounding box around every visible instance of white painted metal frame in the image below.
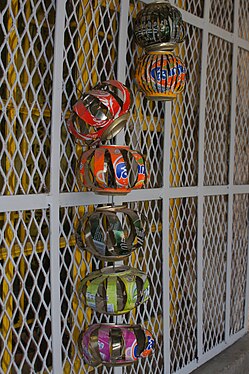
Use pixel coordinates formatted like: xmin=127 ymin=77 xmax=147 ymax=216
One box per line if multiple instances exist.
xmin=0 ymin=0 xmax=248 ymax=373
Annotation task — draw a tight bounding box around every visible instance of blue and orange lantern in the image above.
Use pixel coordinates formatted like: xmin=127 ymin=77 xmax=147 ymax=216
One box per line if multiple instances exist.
xmin=135 ymin=51 xmax=187 ymax=101
xmin=77 ymin=145 xmax=149 ymax=195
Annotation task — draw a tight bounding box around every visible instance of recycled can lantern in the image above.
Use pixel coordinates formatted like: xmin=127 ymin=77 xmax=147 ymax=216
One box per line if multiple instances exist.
xmin=134 ymin=0 xmax=185 ymax=52
xmin=135 ymin=51 xmax=187 ymax=101
xmin=67 ymin=80 xmax=131 ymax=145
xmin=77 ymin=145 xmax=149 ymax=194
xmin=78 ymin=266 xmax=150 ymax=315
xmin=76 ymin=205 xmax=146 ymax=261
xmin=79 ymin=323 xmax=155 ymax=367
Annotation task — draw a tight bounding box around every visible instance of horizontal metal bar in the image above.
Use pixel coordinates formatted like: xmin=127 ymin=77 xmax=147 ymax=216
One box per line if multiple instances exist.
xmin=228 ymin=328 xmax=248 ymax=345
xmin=0 ymin=194 xmax=49 ymax=212
xmin=231 ymin=185 xmax=249 ymax=194
xmin=59 ymin=192 xmax=111 ymax=207
xmin=238 ymin=37 xmax=249 ymax=51
xmin=168 ymin=185 xmax=249 ymax=198
xmin=172 ymin=361 xmax=198 ymax=374
xmin=1 ymin=184 xmax=248 ymax=212
xmin=114 ymin=188 xmax=163 ymax=203
xmin=177 ymin=331 xmax=247 ymax=374
xmin=207 ymin=23 xmax=234 ymax=43
xmin=198 ymin=340 xmax=237 ymax=366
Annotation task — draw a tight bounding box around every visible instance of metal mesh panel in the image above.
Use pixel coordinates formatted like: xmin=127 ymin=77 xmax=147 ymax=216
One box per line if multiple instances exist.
xmin=209 ymin=0 xmax=234 ymax=32
xmin=230 ymin=194 xmax=249 ymax=335
xmin=59 ymin=206 xmax=114 ymax=374
xmin=0 ymin=209 xmax=52 ymax=373
xmin=234 ymin=48 xmax=249 ymax=185
xmin=238 ymin=0 xmax=249 ymax=41
xmin=169 ymin=198 xmax=197 ymax=372
xmin=172 ymin=0 xmax=204 ymax=18
xmin=124 ymin=1 xmax=164 ymax=189
xmin=204 ymin=36 xmax=232 ymax=186
xmin=120 ymin=200 xmax=163 ymax=373
xmin=170 ymin=25 xmax=202 ymax=187
xmin=60 ymin=0 xmax=120 ymax=193
xmin=0 ymin=0 xmax=55 ymax=195
xmin=203 ymin=195 xmax=228 ymax=353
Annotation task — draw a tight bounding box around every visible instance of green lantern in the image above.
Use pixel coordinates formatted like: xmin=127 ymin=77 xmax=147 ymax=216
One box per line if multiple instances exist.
xmin=134 ymin=0 xmax=185 ymax=52
xmin=78 ymin=266 xmax=150 ymax=315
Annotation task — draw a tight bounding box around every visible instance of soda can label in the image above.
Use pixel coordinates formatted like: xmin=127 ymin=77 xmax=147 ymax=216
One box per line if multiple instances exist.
xmin=116 ymin=161 xmax=128 ymax=181
xmin=113 ymin=157 xmax=128 ymax=187
xmin=97 ymin=327 xmax=111 ymax=362
xmin=149 ymin=55 xmax=168 ymax=93
xmin=140 ymin=330 xmax=155 ymax=358
xmin=122 ymin=329 xmax=138 ymax=361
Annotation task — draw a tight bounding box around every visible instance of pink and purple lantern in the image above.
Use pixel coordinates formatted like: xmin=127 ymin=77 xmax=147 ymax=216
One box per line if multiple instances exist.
xmin=79 ymin=323 xmax=155 ymax=367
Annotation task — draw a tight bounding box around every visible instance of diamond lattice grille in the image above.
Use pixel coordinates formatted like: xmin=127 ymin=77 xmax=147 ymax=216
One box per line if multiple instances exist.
xmin=120 ymin=200 xmax=163 ymax=374
xmin=59 ymin=206 xmax=115 ymax=374
xmin=203 ymin=195 xmax=228 ymax=353
xmin=0 ymin=209 xmax=52 ymax=373
xmin=172 ymin=0 xmax=204 ymax=17
xmin=230 ymin=194 xmax=249 ymax=335
xmin=169 ymin=198 xmax=197 ymax=372
xmin=239 ymin=0 xmax=249 ymax=41
xmin=60 ymin=0 xmax=120 ymax=193
xmin=124 ymin=1 xmax=164 ymax=189
xmin=170 ymin=25 xmax=202 ymax=187
xmin=234 ymin=48 xmax=249 ymax=185
xmin=204 ymin=36 xmax=232 ymax=186
xmin=209 ymin=0 xmax=234 ymax=32
xmin=0 ymin=0 xmax=55 ymax=195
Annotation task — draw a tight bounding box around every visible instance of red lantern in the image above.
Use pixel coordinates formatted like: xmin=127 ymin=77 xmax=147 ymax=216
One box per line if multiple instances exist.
xmin=67 ymin=80 xmax=131 ymax=145
xmin=77 ymin=145 xmax=149 ymax=194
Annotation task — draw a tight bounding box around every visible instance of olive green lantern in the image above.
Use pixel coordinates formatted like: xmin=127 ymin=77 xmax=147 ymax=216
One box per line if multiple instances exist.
xmin=76 ymin=205 xmax=146 ymax=261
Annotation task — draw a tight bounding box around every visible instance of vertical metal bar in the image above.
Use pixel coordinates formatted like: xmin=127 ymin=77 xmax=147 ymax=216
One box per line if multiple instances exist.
xmin=116 ymin=0 xmax=130 ymax=83
xmin=1 ymin=222 xmax=14 ymax=372
xmin=49 ymin=1 xmax=66 ymax=373
xmin=196 ymin=0 xmax=211 ymax=363
xmin=162 ymin=101 xmax=172 ymax=374
xmin=115 ymin=0 xmax=130 ymax=148
xmin=225 ymin=0 xmax=239 ymax=343
xmin=1 ymin=0 xmax=19 ymax=369
xmin=244 ymin=205 xmax=249 ymax=333
xmin=114 ymin=2 xmax=130 ymax=373
xmin=71 ymin=3 xmax=94 ymax=371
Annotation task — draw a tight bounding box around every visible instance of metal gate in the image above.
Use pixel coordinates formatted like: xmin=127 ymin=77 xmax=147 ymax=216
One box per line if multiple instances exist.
xmin=0 ymin=0 xmax=249 ymax=373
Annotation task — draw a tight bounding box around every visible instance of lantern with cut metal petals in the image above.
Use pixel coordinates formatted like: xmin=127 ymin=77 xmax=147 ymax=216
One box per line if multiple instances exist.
xmin=67 ymin=80 xmax=131 ymax=145
xmin=79 ymin=323 xmax=155 ymax=367
xmin=76 ymin=205 xmax=146 ymax=261
xmin=77 ymin=145 xmax=149 ymax=194
xmin=78 ymin=266 xmax=150 ymax=315
xmin=135 ymin=51 xmax=187 ymax=101
xmin=134 ymin=0 xmax=185 ymax=52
